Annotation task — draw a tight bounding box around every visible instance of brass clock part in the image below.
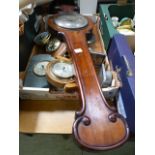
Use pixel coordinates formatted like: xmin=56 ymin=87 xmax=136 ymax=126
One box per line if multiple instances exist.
xmin=34 ymin=32 xmax=51 ymax=45
xmin=46 ymin=38 xmax=61 ymax=53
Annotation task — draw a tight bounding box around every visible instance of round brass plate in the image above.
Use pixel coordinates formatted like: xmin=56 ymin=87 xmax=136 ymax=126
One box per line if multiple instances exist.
xmin=46 ymin=38 xmax=61 ymax=53
xmin=34 ymin=32 xmax=51 ymax=45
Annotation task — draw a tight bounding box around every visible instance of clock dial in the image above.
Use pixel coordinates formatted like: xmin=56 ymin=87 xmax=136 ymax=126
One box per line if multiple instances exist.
xmin=33 ymin=61 xmax=49 ymax=76
xmin=52 ymin=62 xmax=74 ymax=78
xmin=54 ymin=13 xmax=88 ymax=29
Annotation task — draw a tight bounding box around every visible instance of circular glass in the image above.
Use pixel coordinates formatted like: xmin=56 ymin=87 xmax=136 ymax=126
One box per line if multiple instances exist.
xmin=52 ymin=62 xmax=74 ymax=78
xmin=33 ymin=61 xmax=49 ymax=76
xmin=54 ymin=13 xmax=88 ymax=29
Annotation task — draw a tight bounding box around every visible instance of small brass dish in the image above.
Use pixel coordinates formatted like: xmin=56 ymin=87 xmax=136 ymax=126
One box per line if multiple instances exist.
xmin=46 ymin=38 xmax=61 ymax=53
xmin=34 ymin=32 xmax=51 ymax=45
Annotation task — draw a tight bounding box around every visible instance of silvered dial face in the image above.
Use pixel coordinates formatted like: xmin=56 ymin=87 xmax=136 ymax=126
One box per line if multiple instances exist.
xmin=52 ymin=62 xmax=74 ymax=78
xmin=33 ymin=61 xmax=49 ymax=76
xmin=54 ymin=13 xmax=88 ymax=29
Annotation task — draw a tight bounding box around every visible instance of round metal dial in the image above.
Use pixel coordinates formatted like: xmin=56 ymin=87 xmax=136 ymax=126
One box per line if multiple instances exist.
xmin=54 ymin=13 xmax=88 ymax=29
xmin=52 ymin=62 xmax=74 ymax=78
xmin=46 ymin=38 xmax=61 ymax=52
xmin=33 ymin=61 xmax=49 ymax=76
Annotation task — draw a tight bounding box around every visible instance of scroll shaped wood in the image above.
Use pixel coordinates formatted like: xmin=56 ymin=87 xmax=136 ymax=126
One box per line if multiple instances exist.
xmin=48 ymin=16 xmax=129 ymax=150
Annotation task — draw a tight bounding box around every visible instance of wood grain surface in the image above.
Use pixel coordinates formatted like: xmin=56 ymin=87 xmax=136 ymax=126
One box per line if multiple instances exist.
xmin=19 ymin=100 xmax=80 ymax=134
xmin=48 ymin=15 xmax=129 ymax=150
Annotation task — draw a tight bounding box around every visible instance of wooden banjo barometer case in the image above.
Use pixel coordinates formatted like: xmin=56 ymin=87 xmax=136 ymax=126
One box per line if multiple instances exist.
xmin=48 ymin=12 xmax=129 ymax=150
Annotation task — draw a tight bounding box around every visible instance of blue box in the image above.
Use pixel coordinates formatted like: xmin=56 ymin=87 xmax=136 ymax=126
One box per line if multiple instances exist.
xmin=108 ymin=34 xmax=135 ymax=133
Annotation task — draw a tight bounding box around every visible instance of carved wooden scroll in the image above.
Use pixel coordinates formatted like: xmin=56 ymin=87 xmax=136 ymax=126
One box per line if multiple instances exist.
xmin=48 ymin=15 xmax=129 ymax=150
